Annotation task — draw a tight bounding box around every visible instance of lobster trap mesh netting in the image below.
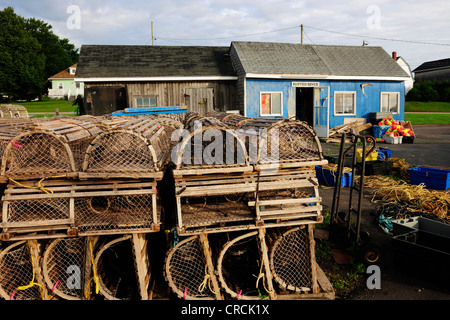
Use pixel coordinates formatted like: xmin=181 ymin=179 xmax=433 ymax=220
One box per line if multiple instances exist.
xmin=240 ymin=119 xmax=323 ymax=165
xmin=173 ymin=125 xmax=249 ymax=170
xmin=3 ymin=132 xmax=74 ymax=178
xmin=94 ymin=236 xmax=141 ymax=300
xmin=269 ymin=227 xmax=314 ymax=293
xmin=75 ymin=194 xmax=156 ymax=234
xmin=42 ymin=237 xmax=87 ymax=300
xmin=217 ymin=231 xmax=269 ymax=299
xmin=179 ymin=193 xmax=254 ymax=229
xmin=165 ymin=236 xmax=215 ymax=299
xmin=83 ymin=131 xmax=157 ymax=172
xmin=0 ymin=241 xmax=45 ymax=300
xmin=6 ymin=197 xmax=70 ymax=225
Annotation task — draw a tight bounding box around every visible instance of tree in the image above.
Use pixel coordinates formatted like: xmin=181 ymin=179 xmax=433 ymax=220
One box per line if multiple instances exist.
xmin=0 ymin=7 xmax=45 ymax=100
xmin=0 ymin=7 xmax=79 ymax=101
xmin=25 ymin=18 xmax=79 ymax=97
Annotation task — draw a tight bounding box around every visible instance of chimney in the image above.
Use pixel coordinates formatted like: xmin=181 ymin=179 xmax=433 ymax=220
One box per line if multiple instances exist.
xmin=392 ymin=51 xmax=397 ymax=60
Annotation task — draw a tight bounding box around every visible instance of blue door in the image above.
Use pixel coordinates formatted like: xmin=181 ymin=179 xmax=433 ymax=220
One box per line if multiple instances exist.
xmin=313 ymin=86 xmax=329 ymax=138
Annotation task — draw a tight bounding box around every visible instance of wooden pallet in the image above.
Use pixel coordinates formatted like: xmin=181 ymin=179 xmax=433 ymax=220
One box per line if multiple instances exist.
xmin=1 ymin=179 xmax=160 ymax=240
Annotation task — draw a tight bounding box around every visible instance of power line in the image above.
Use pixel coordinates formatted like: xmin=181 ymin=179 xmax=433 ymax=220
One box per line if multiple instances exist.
xmin=156 ymin=25 xmax=300 ymax=41
xmin=304 ymin=25 xmax=450 ymax=47
xmin=154 ymin=23 xmax=450 ymax=48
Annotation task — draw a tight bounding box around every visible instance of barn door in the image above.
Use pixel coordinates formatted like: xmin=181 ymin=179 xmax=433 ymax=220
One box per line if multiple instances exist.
xmin=85 ymin=86 xmax=127 ymax=116
xmin=185 ymin=87 xmax=214 ymax=115
xmin=313 ymin=86 xmax=329 ymax=138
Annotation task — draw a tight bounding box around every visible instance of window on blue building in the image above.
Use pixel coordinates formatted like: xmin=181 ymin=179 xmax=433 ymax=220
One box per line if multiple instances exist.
xmin=381 ymin=92 xmax=399 ymax=114
xmin=334 ymin=92 xmax=356 ymax=115
xmin=260 ymin=92 xmax=282 ymax=116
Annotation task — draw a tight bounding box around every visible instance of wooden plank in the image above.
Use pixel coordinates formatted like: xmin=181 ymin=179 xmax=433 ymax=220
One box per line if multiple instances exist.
xmin=3 ymin=188 xmax=155 ymax=201
xmin=199 ymin=233 xmax=222 ymax=300
xmin=248 ymin=197 xmax=322 ymax=206
xmin=258 ymin=229 xmax=276 ymax=300
xmin=257 ymin=206 xmax=322 ymax=217
xmin=1 ymin=218 xmax=73 ymax=228
xmin=173 ymin=165 xmax=253 ymax=177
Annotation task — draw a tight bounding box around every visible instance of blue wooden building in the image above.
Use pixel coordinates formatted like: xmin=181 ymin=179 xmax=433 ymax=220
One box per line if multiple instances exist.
xmin=229 ymin=42 xmax=411 ymax=137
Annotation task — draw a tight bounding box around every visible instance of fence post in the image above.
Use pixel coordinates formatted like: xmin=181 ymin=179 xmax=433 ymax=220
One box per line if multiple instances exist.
xmin=55 ymin=108 xmax=60 ymax=116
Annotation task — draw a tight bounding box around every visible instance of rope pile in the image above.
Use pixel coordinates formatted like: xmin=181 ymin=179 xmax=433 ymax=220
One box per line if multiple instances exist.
xmin=365 ymin=175 xmax=450 ymax=220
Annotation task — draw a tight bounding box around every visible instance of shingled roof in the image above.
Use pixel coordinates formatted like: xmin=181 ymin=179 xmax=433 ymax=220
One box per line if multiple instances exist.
xmin=413 ymin=58 xmax=450 ymax=73
xmin=75 ymin=45 xmax=237 ymax=80
xmin=231 ymin=41 xmax=410 ymax=79
xmin=49 ymin=63 xmax=77 ymax=79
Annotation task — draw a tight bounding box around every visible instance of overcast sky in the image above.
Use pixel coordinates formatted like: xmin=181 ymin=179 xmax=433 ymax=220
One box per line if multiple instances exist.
xmin=2 ymin=0 xmax=450 ymax=71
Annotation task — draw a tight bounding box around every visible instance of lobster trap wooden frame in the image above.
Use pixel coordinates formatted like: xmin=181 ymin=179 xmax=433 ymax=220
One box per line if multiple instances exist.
xmin=93 ymin=234 xmax=152 ymax=300
xmin=172 ymin=123 xmax=253 ymax=176
xmin=216 ymin=226 xmax=334 ymax=300
xmin=174 ymin=167 xmax=323 ymax=235
xmin=0 ymin=239 xmax=48 ymax=300
xmin=239 ymin=119 xmax=326 ymax=170
xmin=80 ymin=118 xmax=170 ymax=180
xmin=0 ymin=118 xmax=102 ymax=181
xmin=0 ymin=179 xmax=160 ymax=240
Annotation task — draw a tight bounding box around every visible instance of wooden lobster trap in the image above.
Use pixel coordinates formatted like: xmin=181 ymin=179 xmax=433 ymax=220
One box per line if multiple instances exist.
xmin=164 ymin=233 xmax=221 ymax=300
xmin=0 ymin=239 xmax=48 ymax=300
xmin=172 ymin=123 xmax=253 ymax=176
xmin=174 ymin=167 xmax=323 ymax=235
xmin=0 ymin=118 xmax=102 ymax=181
xmin=80 ymin=117 xmax=170 ymax=180
xmin=0 ymin=104 xmax=29 ymax=118
xmin=216 ymin=226 xmax=334 ymax=300
xmin=267 ymin=226 xmax=334 ymax=300
xmin=216 ymin=229 xmax=275 ymax=300
xmin=92 ymin=234 xmax=152 ymax=300
xmin=0 ymin=179 xmax=160 ymax=240
xmin=42 ymin=236 xmax=99 ymax=300
xmin=239 ymin=119 xmax=326 ymax=170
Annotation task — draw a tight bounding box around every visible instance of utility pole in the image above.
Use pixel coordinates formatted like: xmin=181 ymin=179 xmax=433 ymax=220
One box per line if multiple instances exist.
xmin=301 ymin=24 xmax=304 ymax=44
xmin=151 ymin=21 xmax=155 ymax=46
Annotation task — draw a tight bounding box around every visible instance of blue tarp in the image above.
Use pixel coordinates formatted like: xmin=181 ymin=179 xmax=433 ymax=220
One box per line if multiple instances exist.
xmin=112 ymin=106 xmax=187 ymax=116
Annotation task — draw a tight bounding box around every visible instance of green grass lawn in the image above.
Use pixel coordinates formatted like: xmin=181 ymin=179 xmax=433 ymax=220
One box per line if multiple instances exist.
xmin=405 ymin=101 xmax=450 ymax=112
xmin=11 ymin=100 xmax=77 ymax=114
xmin=405 ymin=113 xmax=450 ymax=125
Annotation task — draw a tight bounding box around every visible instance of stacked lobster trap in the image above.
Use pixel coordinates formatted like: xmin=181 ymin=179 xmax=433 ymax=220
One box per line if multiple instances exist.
xmin=0 ymin=115 xmax=181 ymax=300
xmin=164 ymin=114 xmax=335 ymax=300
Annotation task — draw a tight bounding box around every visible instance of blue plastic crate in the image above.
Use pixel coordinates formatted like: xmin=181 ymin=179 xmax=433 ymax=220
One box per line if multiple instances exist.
xmin=373 ymin=125 xmax=390 ymax=139
xmin=376 ymin=147 xmax=393 ymax=160
xmin=315 ymin=166 xmax=352 ymax=187
xmin=407 ymin=167 xmax=450 ymax=190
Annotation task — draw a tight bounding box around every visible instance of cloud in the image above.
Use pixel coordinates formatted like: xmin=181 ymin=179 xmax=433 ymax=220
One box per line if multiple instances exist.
xmin=1 ymin=0 xmax=449 ymax=68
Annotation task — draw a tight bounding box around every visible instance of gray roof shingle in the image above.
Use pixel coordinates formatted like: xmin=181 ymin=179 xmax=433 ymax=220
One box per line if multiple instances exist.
xmin=232 ymin=41 xmax=410 ymax=78
xmin=76 ymin=45 xmax=236 ymax=79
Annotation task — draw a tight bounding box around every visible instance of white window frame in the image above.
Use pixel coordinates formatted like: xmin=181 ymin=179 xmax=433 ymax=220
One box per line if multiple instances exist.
xmin=58 ymin=82 xmax=63 ymax=90
xmin=334 ymin=91 xmax=356 ymax=116
xmin=380 ymin=92 xmax=400 ymax=114
xmin=260 ymin=91 xmax=283 ymax=117
xmin=135 ymin=96 xmax=158 ymax=108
